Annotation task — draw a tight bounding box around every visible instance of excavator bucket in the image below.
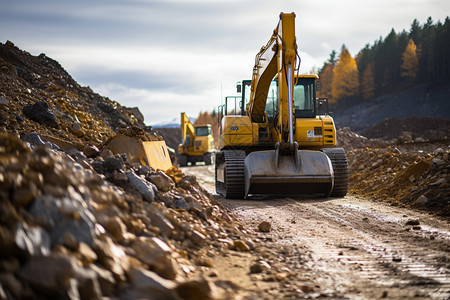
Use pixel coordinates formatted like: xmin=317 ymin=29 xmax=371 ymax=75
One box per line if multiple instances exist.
xmin=105 ymin=134 xmax=172 ymax=171
xmin=244 ymin=148 xmax=334 ymax=198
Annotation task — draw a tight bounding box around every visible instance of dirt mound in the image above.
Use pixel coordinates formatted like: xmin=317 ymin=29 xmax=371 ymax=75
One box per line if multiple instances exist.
xmin=0 ymin=132 xmax=266 ymax=298
xmin=348 ymin=147 xmax=450 ymax=216
xmin=361 ymin=117 xmax=450 ymax=141
xmin=0 ymin=41 xmax=156 ymax=149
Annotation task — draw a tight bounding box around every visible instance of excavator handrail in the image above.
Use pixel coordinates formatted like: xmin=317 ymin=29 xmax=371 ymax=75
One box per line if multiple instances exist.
xmin=246 ymin=12 xmax=299 ymax=145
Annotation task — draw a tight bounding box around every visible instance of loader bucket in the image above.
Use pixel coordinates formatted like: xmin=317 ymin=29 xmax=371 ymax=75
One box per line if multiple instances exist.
xmin=244 ymin=149 xmax=333 ymax=198
xmin=105 ymin=134 xmax=172 ymax=171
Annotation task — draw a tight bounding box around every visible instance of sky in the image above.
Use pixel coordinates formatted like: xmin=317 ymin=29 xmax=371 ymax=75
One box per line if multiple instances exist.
xmin=1 ymin=0 xmax=449 ymax=126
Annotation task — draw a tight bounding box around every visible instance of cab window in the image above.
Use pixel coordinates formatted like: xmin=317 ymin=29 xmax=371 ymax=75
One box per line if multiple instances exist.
xmin=195 ymin=127 xmax=209 ymax=136
xmin=294 ymin=78 xmax=315 ymax=118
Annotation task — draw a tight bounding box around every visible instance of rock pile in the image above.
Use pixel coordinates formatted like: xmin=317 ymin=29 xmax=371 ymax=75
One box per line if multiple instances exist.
xmin=0 ymin=41 xmax=158 ymax=150
xmin=336 ymin=127 xmax=391 ymax=150
xmin=0 ymin=132 xmax=254 ymax=299
xmin=348 ymin=146 xmax=450 ymax=216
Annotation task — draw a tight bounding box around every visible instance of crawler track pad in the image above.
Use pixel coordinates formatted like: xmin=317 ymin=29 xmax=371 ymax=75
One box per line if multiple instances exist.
xmin=244 ymin=150 xmax=334 ymax=198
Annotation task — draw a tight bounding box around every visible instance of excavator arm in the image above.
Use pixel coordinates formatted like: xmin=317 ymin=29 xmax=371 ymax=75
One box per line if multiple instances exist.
xmin=180 ymin=112 xmax=196 ymax=148
xmin=246 ymin=12 xmax=298 ymax=144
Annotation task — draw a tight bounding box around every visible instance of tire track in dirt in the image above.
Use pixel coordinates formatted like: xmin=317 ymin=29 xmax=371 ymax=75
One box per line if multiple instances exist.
xmin=183 ymin=165 xmax=450 ymax=299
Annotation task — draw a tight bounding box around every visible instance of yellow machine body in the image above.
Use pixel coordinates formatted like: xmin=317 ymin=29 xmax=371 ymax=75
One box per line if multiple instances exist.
xmin=178 ymin=112 xmax=215 ymax=166
xmin=105 ymin=134 xmax=172 ymax=171
xmin=215 ymin=13 xmax=348 ymax=199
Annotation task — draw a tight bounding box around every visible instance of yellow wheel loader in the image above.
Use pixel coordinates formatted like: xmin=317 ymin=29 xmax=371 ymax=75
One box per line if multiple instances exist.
xmin=215 ymin=12 xmax=348 ymax=199
xmin=178 ymin=112 xmax=215 ymax=167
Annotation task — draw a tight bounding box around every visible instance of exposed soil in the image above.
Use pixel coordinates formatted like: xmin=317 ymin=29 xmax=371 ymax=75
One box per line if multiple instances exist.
xmin=182 ymin=165 xmax=450 ymax=299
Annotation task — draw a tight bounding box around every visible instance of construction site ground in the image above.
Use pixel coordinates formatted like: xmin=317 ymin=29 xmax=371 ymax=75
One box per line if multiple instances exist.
xmin=182 ymin=164 xmax=450 ymax=299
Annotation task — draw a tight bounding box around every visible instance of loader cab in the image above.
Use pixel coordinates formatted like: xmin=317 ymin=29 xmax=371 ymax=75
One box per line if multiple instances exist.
xmin=195 ymin=125 xmax=211 ymax=137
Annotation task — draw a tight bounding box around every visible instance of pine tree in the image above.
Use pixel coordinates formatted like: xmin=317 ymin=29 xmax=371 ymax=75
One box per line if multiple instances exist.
xmin=331 ymin=46 xmax=360 ymax=106
xmin=401 ymin=38 xmax=419 ymax=81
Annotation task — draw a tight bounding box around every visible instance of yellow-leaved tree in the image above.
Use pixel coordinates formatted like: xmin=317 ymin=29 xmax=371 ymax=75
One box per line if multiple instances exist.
xmin=401 ymin=38 xmax=419 ymax=81
xmin=360 ymin=63 xmax=375 ymax=100
xmin=332 ymin=46 xmax=359 ymax=105
xmin=317 ymin=63 xmax=334 ymax=104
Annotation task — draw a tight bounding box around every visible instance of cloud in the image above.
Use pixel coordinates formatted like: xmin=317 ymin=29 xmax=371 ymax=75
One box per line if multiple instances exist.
xmin=2 ymin=0 xmax=449 ymax=125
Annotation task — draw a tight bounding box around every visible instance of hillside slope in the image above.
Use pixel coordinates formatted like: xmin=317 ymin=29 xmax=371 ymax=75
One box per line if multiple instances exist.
xmin=0 ymin=41 xmax=154 ymax=149
xmin=333 ymin=82 xmax=450 ymax=132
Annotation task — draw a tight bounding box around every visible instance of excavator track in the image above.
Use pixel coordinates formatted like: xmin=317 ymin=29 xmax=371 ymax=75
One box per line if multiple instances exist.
xmin=322 ymin=148 xmax=349 ymax=197
xmin=215 ymin=150 xmax=246 ymax=199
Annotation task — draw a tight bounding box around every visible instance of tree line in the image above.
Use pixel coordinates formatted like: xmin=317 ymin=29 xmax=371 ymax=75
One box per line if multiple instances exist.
xmin=317 ymin=16 xmax=450 ymax=110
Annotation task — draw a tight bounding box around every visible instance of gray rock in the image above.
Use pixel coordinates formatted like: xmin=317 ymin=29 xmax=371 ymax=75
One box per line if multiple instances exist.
xmin=29 ymin=195 xmax=97 ymax=247
xmin=0 ymin=96 xmax=9 ymax=105
xmin=136 ymin=165 xmax=153 ymax=176
xmin=174 ymin=196 xmax=189 ymax=210
xmin=127 ymin=171 xmax=157 ymax=202
xmin=66 ymin=148 xmax=88 ymax=162
xmin=21 ymin=132 xmax=61 ymax=150
xmin=12 ymin=223 xmax=50 ymax=257
xmin=104 ymin=156 xmax=124 ymax=173
xmin=433 ymin=148 xmax=444 ymax=155
xmin=22 ymin=101 xmax=58 ymax=128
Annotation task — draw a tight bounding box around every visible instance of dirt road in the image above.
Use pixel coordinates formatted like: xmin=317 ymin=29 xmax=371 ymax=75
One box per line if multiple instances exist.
xmin=182 ymin=165 xmax=450 ymax=299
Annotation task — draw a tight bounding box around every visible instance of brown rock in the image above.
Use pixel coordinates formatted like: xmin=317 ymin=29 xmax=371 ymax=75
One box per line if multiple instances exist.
xmin=98 ymin=215 xmax=128 ymax=242
xmin=75 ymin=268 xmax=102 ymax=300
xmin=257 ymin=221 xmax=271 ymax=232
xmin=188 ymin=230 xmax=206 ymax=247
xmin=17 ymin=255 xmax=76 ymax=295
xmin=131 ymin=237 xmax=177 ymax=280
xmin=148 ymin=171 xmax=175 ymax=192
xmin=126 ymin=268 xmax=180 ymax=300
xmin=147 ymin=207 xmax=174 ymax=237
xmin=250 ymin=260 xmax=271 ymax=273
xmin=405 ymin=219 xmax=420 ymax=226
xmin=0 ymin=273 xmax=23 ymax=299
xmin=99 ymin=149 xmax=113 ymax=159
xmin=77 ymin=242 xmax=98 ymax=266
xmin=83 ymin=145 xmax=100 ymax=158
xmin=88 ymin=264 xmax=116 ymax=296
xmin=93 ymin=237 xmax=129 ymax=282
xmin=231 ymin=240 xmax=251 ymax=251
xmin=175 ymin=277 xmax=213 ymax=300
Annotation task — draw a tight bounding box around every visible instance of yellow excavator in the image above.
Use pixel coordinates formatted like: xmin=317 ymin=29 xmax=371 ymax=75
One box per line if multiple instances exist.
xmin=215 ymin=12 xmax=348 ymax=198
xmin=178 ymin=112 xmax=215 ymax=166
